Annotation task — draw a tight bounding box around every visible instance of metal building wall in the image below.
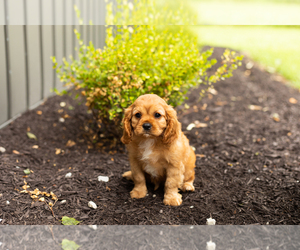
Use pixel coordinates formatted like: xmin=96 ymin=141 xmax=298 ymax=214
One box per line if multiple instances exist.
xmin=0 ymin=0 xmax=106 ymax=128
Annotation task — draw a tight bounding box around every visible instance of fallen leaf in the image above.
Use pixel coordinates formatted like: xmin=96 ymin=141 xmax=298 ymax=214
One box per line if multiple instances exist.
xmin=27 ymin=132 xmax=37 ymax=140
xmin=271 ymin=113 xmax=280 ymax=122
xmin=55 ymin=148 xmax=62 ymax=155
xmin=249 ymin=105 xmax=262 ymax=111
xmin=184 ymin=103 xmax=190 ymax=109
xmin=66 ymin=140 xmax=76 ymax=147
xmin=63 ymin=114 xmax=70 ymax=119
xmin=289 ymin=97 xmax=297 ymax=104
xmin=24 ymin=169 xmax=31 ymax=175
xmin=13 ymin=150 xmax=20 ymax=155
xmin=194 ymin=120 xmax=208 ymax=128
xmin=215 ymin=101 xmax=227 ymax=106
xmin=61 ymin=239 xmax=80 ymax=250
xmin=201 ymin=103 xmax=207 ymax=110
xmin=36 ymin=111 xmax=42 ymax=115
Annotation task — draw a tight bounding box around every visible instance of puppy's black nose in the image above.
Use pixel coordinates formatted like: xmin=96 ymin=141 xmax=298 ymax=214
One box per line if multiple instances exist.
xmin=143 ymin=123 xmax=152 ymax=131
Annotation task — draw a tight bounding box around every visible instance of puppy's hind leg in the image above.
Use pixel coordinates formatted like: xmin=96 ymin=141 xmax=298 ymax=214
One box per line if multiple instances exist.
xmin=122 ymin=171 xmax=133 ymax=181
xmin=181 ymin=150 xmax=196 ymax=192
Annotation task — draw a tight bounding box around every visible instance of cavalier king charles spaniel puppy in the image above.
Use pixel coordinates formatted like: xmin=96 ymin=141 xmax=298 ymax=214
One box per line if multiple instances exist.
xmin=121 ymin=94 xmax=196 ymax=206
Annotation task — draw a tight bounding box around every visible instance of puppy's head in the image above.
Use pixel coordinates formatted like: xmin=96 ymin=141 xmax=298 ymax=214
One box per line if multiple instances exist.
xmin=121 ymin=94 xmax=180 ymax=144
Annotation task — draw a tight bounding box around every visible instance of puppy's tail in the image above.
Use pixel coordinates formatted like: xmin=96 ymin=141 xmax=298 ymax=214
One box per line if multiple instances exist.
xmin=122 ymin=171 xmax=133 ymax=181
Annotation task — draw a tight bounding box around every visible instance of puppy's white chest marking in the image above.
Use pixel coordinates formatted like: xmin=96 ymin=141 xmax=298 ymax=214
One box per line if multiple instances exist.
xmin=139 ymin=139 xmax=155 ymax=161
xmin=144 ymin=164 xmax=158 ymax=178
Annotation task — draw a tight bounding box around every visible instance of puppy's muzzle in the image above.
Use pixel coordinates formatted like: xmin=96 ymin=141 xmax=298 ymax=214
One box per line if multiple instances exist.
xmin=143 ymin=123 xmax=152 ymax=131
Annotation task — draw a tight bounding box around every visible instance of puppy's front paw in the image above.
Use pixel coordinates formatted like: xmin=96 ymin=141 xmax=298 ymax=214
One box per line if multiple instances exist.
xmin=181 ymin=182 xmax=195 ymax=192
xmin=130 ymin=188 xmax=147 ymax=199
xmin=163 ymin=193 xmax=182 ymax=206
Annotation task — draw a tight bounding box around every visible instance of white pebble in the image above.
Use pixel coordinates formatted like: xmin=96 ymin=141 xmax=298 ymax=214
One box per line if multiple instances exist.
xmin=65 ymin=172 xmax=72 ymax=178
xmin=206 ymin=217 xmax=216 ymax=225
xmin=6 ymin=201 xmax=10 ymax=205
xmin=190 ymin=206 xmax=194 ymax=209
xmin=159 ymin=210 xmax=163 ymax=213
xmin=60 ymin=102 xmax=66 ymax=107
xmin=190 ymin=226 xmax=194 ymax=229
xmin=16 ymin=166 xmax=20 ymax=169
xmin=159 ymin=231 xmax=163 ymax=235
xmin=88 ymin=201 xmax=97 ymax=209
xmin=98 ymin=176 xmax=109 ymax=182
xmin=59 ymin=117 xmax=65 ymax=123
xmin=153 ymin=194 xmax=156 ymax=198
xmin=186 ymin=123 xmax=196 ymax=131
xmin=88 ymin=225 xmax=98 ymax=230
xmin=60 ymin=200 xmax=67 ymax=204
xmin=0 ymin=218 xmax=3 ymax=222
xmin=206 ymin=240 xmax=216 ymax=250
xmin=0 ymin=147 xmax=6 ymax=153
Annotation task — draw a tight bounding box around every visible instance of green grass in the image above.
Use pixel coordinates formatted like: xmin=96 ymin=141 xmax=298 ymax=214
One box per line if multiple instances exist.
xmin=190 ymin=0 xmax=300 ymax=25
xmin=194 ymin=26 xmax=300 ymax=88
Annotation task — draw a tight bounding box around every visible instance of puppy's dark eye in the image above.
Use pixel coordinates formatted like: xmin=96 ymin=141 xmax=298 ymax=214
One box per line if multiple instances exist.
xmin=154 ymin=113 xmax=161 ymax=118
xmin=135 ymin=113 xmax=141 ymax=118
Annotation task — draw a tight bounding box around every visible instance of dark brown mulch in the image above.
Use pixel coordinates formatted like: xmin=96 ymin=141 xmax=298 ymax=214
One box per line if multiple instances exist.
xmin=0 ymin=47 xmax=299 ymax=225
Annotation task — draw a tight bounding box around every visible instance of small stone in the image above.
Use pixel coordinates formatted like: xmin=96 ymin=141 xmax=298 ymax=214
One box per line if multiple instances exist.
xmin=88 ymin=201 xmax=97 ymax=209
xmin=159 ymin=210 xmax=163 ymax=213
xmin=0 ymin=147 xmax=6 ymax=153
xmin=88 ymin=225 xmax=98 ymax=230
xmin=59 ymin=117 xmax=65 ymax=123
xmin=190 ymin=206 xmax=194 ymax=209
xmin=206 ymin=217 xmax=216 ymax=225
xmin=6 ymin=201 xmax=10 ymax=205
xmin=98 ymin=176 xmax=109 ymax=182
xmin=153 ymin=194 xmax=156 ymax=198
xmin=65 ymin=172 xmax=72 ymax=178
xmin=16 ymin=166 xmax=20 ymax=169
xmin=60 ymin=200 xmax=67 ymax=204
xmin=60 ymin=102 xmax=66 ymax=107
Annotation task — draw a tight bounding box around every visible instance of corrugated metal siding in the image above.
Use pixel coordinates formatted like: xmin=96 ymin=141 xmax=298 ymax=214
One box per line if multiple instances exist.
xmin=0 ymin=0 xmax=106 ymax=129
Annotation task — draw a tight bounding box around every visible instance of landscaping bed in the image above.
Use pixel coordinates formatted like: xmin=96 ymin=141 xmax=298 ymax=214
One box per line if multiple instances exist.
xmin=0 ymin=47 xmax=299 ymax=225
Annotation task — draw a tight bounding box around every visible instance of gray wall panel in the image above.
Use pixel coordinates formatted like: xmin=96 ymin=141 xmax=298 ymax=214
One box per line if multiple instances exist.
xmin=0 ymin=0 xmax=5 ymax=25
xmin=41 ymin=0 xmax=53 ymax=25
xmin=41 ymin=25 xmax=54 ymax=97
xmin=66 ymin=0 xmax=74 ymax=25
xmin=54 ymin=0 xmax=64 ymax=25
xmin=54 ymin=26 xmax=64 ymax=91
xmin=0 ymin=26 xmax=8 ymax=124
xmin=0 ymin=0 xmax=106 ymax=128
xmin=7 ymin=25 xmax=27 ymax=116
xmin=26 ymin=0 xmax=40 ymax=25
xmin=65 ymin=25 xmax=74 ymax=61
xmin=26 ymin=26 xmax=42 ymax=107
xmin=7 ymin=0 xmax=25 ymax=25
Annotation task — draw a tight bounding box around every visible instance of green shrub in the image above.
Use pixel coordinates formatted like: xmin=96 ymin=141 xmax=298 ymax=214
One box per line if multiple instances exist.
xmin=53 ymin=0 xmax=243 ymax=137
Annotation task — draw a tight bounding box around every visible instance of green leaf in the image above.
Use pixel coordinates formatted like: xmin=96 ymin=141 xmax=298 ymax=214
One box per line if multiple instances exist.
xmin=61 ymin=216 xmax=81 ymax=225
xmin=27 ymin=132 xmax=37 ymax=140
xmin=24 ymin=168 xmax=31 ymax=175
xmin=61 ymin=239 xmax=80 ymax=250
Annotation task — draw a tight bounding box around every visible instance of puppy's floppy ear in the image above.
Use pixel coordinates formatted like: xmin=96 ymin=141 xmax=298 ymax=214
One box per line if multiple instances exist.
xmin=121 ymin=105 xmax=133 ymax=144
xmin=163 ymin=105 xmax=180 ymax=144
